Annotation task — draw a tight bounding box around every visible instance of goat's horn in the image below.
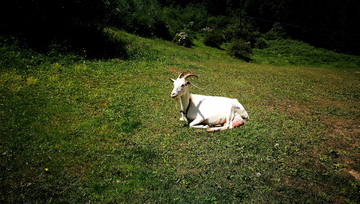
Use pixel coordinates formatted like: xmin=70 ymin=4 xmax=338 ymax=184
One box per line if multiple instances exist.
xmin=184 ymin=74 xmax=198 ymax=80
xmin=178 ymin=72 xmax=185 ymax=78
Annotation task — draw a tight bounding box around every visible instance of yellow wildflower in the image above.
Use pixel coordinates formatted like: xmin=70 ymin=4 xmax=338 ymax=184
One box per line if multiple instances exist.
xmin=26 ymin=76 xmax=38 ymax=85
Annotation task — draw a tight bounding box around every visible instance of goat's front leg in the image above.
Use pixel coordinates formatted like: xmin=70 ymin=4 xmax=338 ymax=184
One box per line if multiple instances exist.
xmin=191 ymin=124 xmax=210 ymax=129
xmin=180 ymin=112 xmax=189 ymax=123
xmin=188 ymin=118 xmax=208 ymax=129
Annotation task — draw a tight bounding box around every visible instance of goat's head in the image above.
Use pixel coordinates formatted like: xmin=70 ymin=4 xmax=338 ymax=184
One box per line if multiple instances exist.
xmin=169 ymin=72 xmax=198 ymax=98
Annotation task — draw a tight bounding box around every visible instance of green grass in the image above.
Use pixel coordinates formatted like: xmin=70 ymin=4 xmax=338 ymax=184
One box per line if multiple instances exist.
xmin=1 ymin=30 xmax=360 ymax=203
xmin=252 ymin=38 xmax=360 ymax=68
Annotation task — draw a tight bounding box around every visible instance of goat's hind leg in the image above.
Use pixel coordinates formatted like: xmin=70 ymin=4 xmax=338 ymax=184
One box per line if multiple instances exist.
xmin=208 ymin=116 xmax=244 ymax=132
xmin=206 ymin=125 xmax=230 ymax=132
xmin=232 ymin=116 xmax=244 ymax=128
xmin=207 ymin=106 xmax=235 ymax=132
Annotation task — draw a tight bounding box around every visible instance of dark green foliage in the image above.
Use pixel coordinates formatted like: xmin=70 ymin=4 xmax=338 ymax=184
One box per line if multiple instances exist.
xmin=207 ymin=15 xmax=228 ymax=30
xmin=162 ymin=7 xmax=185 ymax=37
xmin=162 ymin=0 xmax=360 ymax=55
xmin=0 ymin=0 xmax=127 ymax=59
xmin=223 ymin=23 xmax=242 ymax=42
xmin=222 ymin=16 xmax=260 ymax=45
xmin=255 ymin=38 xmax=269 ymax=49
xmin=262 ymin=31 xmax=282 ymax=41
xmin=1 ymin=0 xmax=359 ymax=56
xmin=203 ymin=30 xmax=224 ymax=48
xmin=227 ymin=39 xmax=253 ymax=60
xmin=262 ymin=23 xmax=287 ymax=41
xmin=117 ymin=0 xmax=171 ymax=40
xmin=162 ymin=5 xmax=208 ymax=37
xmin=280 ymin=0 xmax=360 ymax=54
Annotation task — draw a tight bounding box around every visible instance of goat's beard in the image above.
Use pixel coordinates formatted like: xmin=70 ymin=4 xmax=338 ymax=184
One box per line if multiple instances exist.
xmin=175 ymin=97 xmax=180 ymax=108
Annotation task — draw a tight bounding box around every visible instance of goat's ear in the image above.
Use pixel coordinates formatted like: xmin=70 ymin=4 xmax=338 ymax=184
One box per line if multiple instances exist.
xmin=186 ymin=81 xmax=191 ymax=85
xmin=169 ymin=78 xmax=175 ymax=82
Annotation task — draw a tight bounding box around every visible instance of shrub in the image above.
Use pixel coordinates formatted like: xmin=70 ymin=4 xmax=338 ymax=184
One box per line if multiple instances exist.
xmin=262 ymin=22 xmax=287 ymax=41
xmin=255 ymin=38 xmax=269 ymax=49
xmin=222 ymin=23 xmax=240 ymax=42
xmin=203 ymin=30 xmax=224 ymax=48
xmin=115 ymin=0 xmax=171 ymax=40
xmin=262 ymin=31 xmax=282 ymax=41
xmin=162 ymin=5 xmax=208 ymax=37
xmin=207 ymin=16 xmax=228 ymax=30
xmin=172 ymin=32 xmax=193 ymax=47
xmin=227 ymin=39 xmax=253 ymax=61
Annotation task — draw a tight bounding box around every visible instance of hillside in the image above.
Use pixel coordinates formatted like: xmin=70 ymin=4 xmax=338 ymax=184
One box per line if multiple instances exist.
xmin=1 ymin=30 xmax=360 ymax=203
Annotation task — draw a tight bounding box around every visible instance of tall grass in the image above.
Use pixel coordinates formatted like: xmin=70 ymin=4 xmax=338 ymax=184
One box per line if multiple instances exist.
xmin=1 ymin=30 xmax=359 ymax=203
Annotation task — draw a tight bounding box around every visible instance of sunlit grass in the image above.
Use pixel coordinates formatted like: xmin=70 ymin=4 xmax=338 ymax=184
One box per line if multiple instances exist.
xmin=1 ymin=30 xmax=359 ymax=203
xmin=252 ymin=39 xmax=360 ymax=68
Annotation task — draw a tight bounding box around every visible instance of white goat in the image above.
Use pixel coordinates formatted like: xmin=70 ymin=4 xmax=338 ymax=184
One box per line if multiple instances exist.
xmin=169 ymin=72 xmax=249 ymax=132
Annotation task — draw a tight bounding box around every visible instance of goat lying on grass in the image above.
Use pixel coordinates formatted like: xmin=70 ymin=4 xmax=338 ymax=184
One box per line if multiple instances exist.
xmin=169 ymin=72 xmax=249 ymax=132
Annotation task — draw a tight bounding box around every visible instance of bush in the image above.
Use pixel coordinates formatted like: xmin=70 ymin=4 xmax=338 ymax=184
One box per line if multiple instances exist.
xmin=255 ymin=38 xmax=269 ymax=49
xmin=172 ymin=32 xmax=193 ymax=47
xmin=115 ymin=0 xmax=171 ymax=40
xmin=227 ymin=39 xmax=253 ymax=61
xmin=262 ymin=22 xmax=287 ymax=41
xmin=162 ymin=5 xmax=208 ymax=37
xmin=207 ymin=16 xmax=228 ymax=30
xmin=203 ymin=30 xmax=224 ymax=48
xmin=262 ymin=31 xmax=282 ymax=41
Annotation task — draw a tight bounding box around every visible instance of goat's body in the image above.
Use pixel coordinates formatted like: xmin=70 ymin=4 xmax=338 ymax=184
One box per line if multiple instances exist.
xmin=187 ymin=94 xmax=248 ymax=125
xmin=180 ymin=94 xmax=249 ymax=132
xmin=170 ymin=72 xmax=249 ymax=132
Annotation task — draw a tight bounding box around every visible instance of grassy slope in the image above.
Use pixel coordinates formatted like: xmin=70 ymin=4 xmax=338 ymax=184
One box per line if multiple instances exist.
xmin=1 ymin=30 xmax=360 ymax=203
xmin=252 ymin=39 xmax=360 ymax=68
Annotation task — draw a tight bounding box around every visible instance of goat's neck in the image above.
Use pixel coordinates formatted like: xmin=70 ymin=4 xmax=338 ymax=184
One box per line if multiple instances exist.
xmin=179 ymin=92 xmax=190 ymax=112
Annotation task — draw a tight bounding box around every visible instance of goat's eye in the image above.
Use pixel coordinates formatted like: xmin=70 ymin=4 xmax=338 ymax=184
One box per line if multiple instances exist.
xmin=181 ymin=84 xmax=185 ymax=87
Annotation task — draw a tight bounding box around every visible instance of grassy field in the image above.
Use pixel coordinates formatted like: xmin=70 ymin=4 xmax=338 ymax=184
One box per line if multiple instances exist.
xmin=1 ymin=30 xmax=360 ymax=203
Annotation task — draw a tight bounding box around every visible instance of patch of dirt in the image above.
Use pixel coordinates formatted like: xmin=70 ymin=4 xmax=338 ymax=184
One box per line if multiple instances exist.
xmin=262 ymin=96 xmax=360 ymax=177
xmin=86 ymin=100 xmax=107 ymax=116
xmin=344 ymin=169 xmax=360 ymax=181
